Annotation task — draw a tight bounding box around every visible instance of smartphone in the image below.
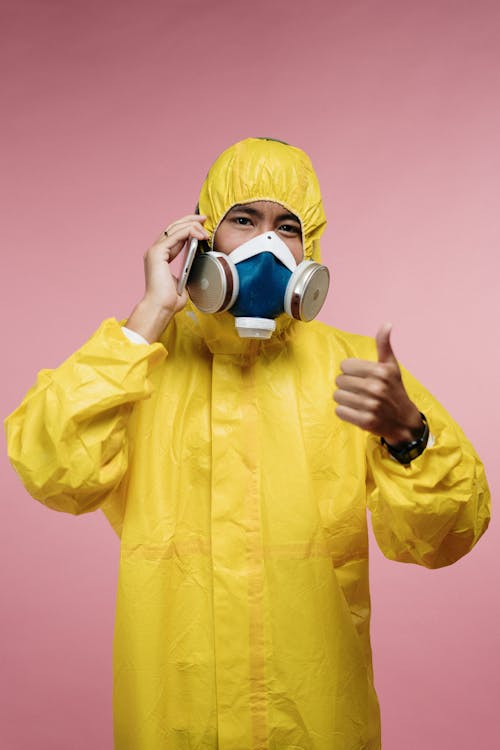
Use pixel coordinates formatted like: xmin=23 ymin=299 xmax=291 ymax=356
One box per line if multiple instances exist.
xmin=177 ymin=237 xmax=199 ymax=294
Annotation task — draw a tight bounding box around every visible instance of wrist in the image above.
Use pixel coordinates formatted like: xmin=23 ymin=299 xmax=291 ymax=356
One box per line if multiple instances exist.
xmin=125 ymin=298 xmax=175 ymax=343
xmin=382 ymin=406 xmax=425 ymax=447
xmin=381 ymin=412 xmax=429 ymax=465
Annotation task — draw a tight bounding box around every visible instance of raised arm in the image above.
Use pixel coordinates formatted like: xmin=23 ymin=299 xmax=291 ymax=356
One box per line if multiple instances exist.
xmin=5 ymin=214 xmax=209 ymax=514
xmin=333 ymin=324 xmax=490 ymax=568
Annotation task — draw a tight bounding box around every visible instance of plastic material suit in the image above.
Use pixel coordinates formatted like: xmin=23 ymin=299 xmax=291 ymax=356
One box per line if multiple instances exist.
xmin=6 ymin=138 xmax=490 ymax=750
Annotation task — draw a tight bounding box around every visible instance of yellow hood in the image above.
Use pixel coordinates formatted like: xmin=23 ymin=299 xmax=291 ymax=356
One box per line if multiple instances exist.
xmin=191 ymin=137 xmax=327 ymax=355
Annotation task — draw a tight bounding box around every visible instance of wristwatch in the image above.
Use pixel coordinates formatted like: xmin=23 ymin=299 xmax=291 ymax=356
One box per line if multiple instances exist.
xmin=381 ymin=412 xmax=429 ymax=465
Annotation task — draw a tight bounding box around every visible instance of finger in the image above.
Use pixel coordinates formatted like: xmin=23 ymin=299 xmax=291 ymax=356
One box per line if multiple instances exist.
xmin=335 ymin=404 xmax=376 ymax=432
xmin=335 ymin=373 xmax=374 ymax=394
xmin=165 ymin=217 xmax=207 ymax=241
xmin=162 ymin=219 xmax=208 ymax=241
xmin=333 ymin=388 xmax=377 ymax=411
xmin=376 ymin=322 xmax=397 ymax=364
xmin=165 ymin=222 xmax=209 ymax=244
xmin=155 ymin=223 xmax=209 ymax=260
xmin=340 ymin=358 xmax=388 ymax=379
xmin=165 ymin=215 xmax=207 ymax=235
xmin=168 ymin=228 xmax=209 ymax=256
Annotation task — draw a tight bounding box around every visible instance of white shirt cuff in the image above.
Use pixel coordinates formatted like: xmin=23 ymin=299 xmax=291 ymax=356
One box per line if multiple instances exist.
xmin=121 ymin=326 xmax=149 ymax=345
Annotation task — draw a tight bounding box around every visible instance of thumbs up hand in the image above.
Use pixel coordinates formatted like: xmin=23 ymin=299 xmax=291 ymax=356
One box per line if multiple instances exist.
xmin=333 ymin=323 xmax=424 ymax=445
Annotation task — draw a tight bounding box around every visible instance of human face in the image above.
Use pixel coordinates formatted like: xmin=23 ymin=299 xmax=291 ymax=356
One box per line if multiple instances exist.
xmin=214 ymin=200 xmax=303 ymax=264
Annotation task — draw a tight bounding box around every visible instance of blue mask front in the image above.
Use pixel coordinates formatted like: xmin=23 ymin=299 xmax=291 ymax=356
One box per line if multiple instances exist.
xmin=229 ymin=252 xmax=292 ymax=319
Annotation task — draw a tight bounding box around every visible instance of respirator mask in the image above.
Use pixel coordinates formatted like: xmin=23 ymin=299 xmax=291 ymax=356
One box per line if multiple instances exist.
xmin=187 ymin=231 xmax=330 ymax=339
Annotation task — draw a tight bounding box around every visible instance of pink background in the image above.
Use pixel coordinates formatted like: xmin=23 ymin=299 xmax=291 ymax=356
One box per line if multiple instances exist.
xmin=2 ymin=1 xmax=499 ymax=747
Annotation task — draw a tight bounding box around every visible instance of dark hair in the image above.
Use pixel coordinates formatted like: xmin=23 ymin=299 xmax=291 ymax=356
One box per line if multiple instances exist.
xmin=256 ymin=136 xmax=290 ymax=145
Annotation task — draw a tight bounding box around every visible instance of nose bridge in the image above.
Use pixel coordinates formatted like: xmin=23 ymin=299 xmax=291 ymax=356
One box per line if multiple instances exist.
xmin=261 ymin=216 xmax=276 ymax=234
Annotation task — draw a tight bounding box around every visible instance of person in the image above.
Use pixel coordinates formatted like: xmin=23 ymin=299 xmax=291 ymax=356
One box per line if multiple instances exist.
xmin=5 ymin=137 xmax=490 ymax=750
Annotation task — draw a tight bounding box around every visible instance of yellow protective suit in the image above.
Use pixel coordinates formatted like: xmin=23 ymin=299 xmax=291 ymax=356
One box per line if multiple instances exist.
xmin=6 ymin=138 xmax=490 ymax=750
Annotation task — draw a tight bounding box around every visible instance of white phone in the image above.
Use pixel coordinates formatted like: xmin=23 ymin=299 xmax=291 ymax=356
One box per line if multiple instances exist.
xmin=177 ymin=237 xmax=199 ymax=294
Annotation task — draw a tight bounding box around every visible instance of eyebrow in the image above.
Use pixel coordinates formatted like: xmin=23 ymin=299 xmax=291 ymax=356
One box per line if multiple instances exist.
xmin=227 ymin=204 xmax=301 ymax=224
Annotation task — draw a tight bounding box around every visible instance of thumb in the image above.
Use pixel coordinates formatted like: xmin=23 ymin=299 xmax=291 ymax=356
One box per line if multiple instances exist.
xmin=376 ymin=322 xmax=397 ymax=363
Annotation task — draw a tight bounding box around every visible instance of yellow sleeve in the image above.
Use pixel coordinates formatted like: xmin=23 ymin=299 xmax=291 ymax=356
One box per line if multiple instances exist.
xmin=5 ymin=318 xmax=166 ymax=515
xmin=366 ymin=366 xmax=490 ymax=569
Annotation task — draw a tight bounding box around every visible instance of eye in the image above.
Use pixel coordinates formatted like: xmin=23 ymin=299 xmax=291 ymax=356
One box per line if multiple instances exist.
xmin=231 ymin=215 xmax=253 ymax=226
xmin=279 ymin=223 xmax=301 ymax=235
